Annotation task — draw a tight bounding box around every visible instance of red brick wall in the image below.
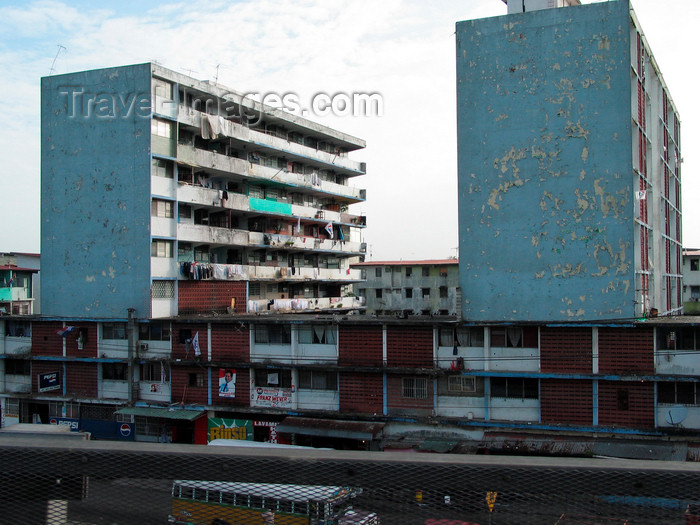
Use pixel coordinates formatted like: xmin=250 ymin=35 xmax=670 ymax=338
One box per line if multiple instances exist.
xmin=386 ymin=375 xmax=433 ymax=416
xmin=540 ymin=379 xmax=593 ymax=426
xmin=598 ymin=381 xmax=654 ymax=429
xmin=339 ymin=373 xmax=383 ymax=414
xmin=540 ymin=327 xmax=592 ymax=373
xmin=65 ymin=322 xmax=98 ymax=358
xmin=598 ymin=328 xmax=654 ymax=374
xmin=171 ymin=367 xmax=209 ymax=405
xmin=339 ymin=325 xmax=383 ymax=366
xmin=211 ymin=324 xmax=250 ymax=361
xmin=31 ymin=321 xmax=65 ymax=356
xmin=178 ymin=281 xmax=247 ymax=314
xmin=387 ymin=326 xmax=432 ymax=368
xmin=65 ymin=362 xmax=98 ymax=397
xmin=171 ymin=323 xmax=208 ymax=359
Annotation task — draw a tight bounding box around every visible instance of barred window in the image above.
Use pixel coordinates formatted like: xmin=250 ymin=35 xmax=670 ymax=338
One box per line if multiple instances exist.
xmin=4 ymin=398 xmax=19 ymax=417
xmin=658 ymin=382 xmax=699 ymax=405
xmin=6 ymin=320 xmax=31 ymax=337
xmin=402 ymin=377 xmax=428 ymax=399
xmin=448 ymin=375 xmax=475 ymax=393
xmin=254 ymin=368 xmax=292 ymax=388
xmin=5 ymin=358 xmax=30 ymax=375
xmin=151 ymin=280 xmax=174 ymax=299
xmin=249 ymin=282 xmax=261 ymax=296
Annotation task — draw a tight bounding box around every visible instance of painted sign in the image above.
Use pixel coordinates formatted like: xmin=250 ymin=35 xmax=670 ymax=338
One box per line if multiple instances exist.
xmin=218 ymin=368 xmax=237 ymax=398
xmin=207 ymin=418 xmax=253 ymax=442
xmin=251 ymin=387 xmax=293 ymax=408
xmin=38 ymin=371 xmax=61 ymax=392
xmin=49 ymin=417 xmax=79 ymax=430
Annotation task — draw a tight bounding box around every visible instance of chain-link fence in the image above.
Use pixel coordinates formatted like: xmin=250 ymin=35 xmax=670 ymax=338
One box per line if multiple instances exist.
xmin=1 ymin=437 xmax=700 ymax=525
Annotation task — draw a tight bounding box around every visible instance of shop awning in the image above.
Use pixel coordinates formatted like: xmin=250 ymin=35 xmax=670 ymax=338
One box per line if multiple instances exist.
xmin=276 ymin=417 xmax=384 ymax=441
xmin=115 ymin=407 xmax=204 ymax=421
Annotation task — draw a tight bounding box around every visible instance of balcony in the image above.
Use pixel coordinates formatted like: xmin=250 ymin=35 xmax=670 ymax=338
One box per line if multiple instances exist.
xmin=2 ymin=336 xmax=32 ymax=356
xmin=248 ymin=296 xmax=364 ymax=313
xmin=3 ymin=374 xmax=31 ymax=394
xmin=178 ymin=106 xmax=365 ymax=175
xmin=656 ymin=350 xmax=700 ymax=375
xmin=176 ymin=145 xmax=365 ymax=203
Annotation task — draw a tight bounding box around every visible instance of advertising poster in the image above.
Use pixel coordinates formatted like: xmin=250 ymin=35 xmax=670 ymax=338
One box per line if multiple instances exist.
xmin=207 ymin=418 xmax=253 ymax=442
xmin=218 ymin=368 xmax=236 ymax=397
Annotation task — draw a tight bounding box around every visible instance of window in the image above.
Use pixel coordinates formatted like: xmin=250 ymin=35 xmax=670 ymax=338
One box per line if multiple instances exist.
xmin=491 ymin=378 xmax=538 ymax=399
xmin=178 ymin=204 xmax=192 ymax=219
xmin=151 ymin=118 xmax=173 ymax=138
xmin=299 ymin=370 xmax=338 ymax=390
xmin=422 ymin=267 xmax=430 ymax=277
xmin=375 ymin=268 xmax=382 ymax=277
xmin=617 ymin=389 xmax=629 ymax=411
xmin=103 ymin=363 xmax=127 ymax=381
xmin=385 ymin=266 xmax=392 ymax=273
xmin=249 ymin=282 xmax=261 ymax=296
xmin=151 ymin=199 xmax=174 ymax=218
xmin=141 ymin=362 xmax=169 ymax=382
xmin=254 ymin=368 xmax=292 ymax=388
xmin=139 ymin=322 xmax=171 ymax=341
xmin=405 ymin=267 xmax=412 ymax=277
xmin=439 ymin=286 xmax=448 ymax=298
xmin=490 ymin=327 xmax=538 ymax=348
xmin=691 ymin=259 xmax=700 ymax=271
xmin=153 ymin=78 xmax=173 ymax=99
xmin=5 ymin=358 xmax=30 ymax=375
xmin=658 ymin=382 xmax=699 ymax=405
xmin=6 ymin=320 xmax=30 ymax=337
xmin=151 ymin=158 xmax=174 ymax=178
xmin=255 ymin=324 xmax=291 ymax=344
xmin=151 ymin=280 xmax=175 ymax=299
xmin=692 ymin=286 xmax=700 ymax=299
xmin=189 ymin=373 xmax=204 ymax=387
xmin=422 ymin=288 xmax=430 ymax=298
xmin=103 ymin=323 xmax=127 ymax=340
xmin=405 ymin=288 xmax=413 ymax=299
xmin=375 ymin=289 xmax=383 ymax=299
xmin=402 ymin=377 xmax=428 ymax=399
xmin=439 ymin=267 xmax=448 ymax=277
xmin=151 ymin=240 xmax=173 ymax=258
xmin=448 ymin=376 xmax=476 ymax=393
xmin=657 ymin=327 xmax=700 ymax=350
xmin=298 ymin=326 xmax=337 ymax=345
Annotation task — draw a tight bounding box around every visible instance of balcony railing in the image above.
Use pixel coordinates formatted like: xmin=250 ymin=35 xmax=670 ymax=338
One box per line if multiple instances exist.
xmin=177 ymin=106 xmax=365 ymax=175
xmin=177 ymin=145 xmax=365 ymax=203
xmin=248 ymin=296 xmax=364 ymax=313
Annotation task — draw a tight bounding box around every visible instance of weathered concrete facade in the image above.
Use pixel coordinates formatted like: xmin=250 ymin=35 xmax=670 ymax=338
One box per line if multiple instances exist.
xmin=456 ymin=0 xmax=681 ymax=321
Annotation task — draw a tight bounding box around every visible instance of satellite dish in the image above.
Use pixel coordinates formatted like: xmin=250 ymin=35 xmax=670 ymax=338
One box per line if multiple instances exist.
xmin=665 ymin=405 xmax=688 ymax=425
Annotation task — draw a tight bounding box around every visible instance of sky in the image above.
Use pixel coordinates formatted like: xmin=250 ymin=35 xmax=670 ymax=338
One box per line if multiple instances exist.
xmin=0 ymin=0 xmax=698 ymax=261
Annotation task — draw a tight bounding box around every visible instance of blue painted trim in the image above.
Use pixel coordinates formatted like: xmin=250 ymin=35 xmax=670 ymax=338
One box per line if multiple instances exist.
xmin=152 ymin=153 xmax=177 ymax=162
xmin=383 ymin=373 xmax=388 ymax=416
xmin=433 ymin=377 xmax=438 ymax=414
xmin=463 ymin=371 xmax=700 ymax=382
xmin=151 ymin=193 xmax=177 ymax=202
xmin=30 ymin=356 xmax=126 ymax=363
xmin=593 ymin=380 xmax=598 ymax=426
xmin=208 ymin=367 xmax=212 ymax=406
xmin=484 ymin=377 xmax=490 ymax=421
xmin=62 ymin=361 xmax=67 ymax=396
xmin=150 ymin=235 xmax=177 ymax=241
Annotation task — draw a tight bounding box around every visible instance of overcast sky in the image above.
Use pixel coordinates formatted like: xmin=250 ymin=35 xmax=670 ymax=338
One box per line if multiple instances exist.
xmin=0 ymin=0 xmax=697 ymax=261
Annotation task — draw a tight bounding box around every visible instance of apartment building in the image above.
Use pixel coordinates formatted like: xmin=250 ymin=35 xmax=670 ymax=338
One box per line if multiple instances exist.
xmin=682 ymin=249 xmax=700 ymax=314
xmin=351 ymin=259 xmax=460 ymax=316
xmin=41 ymin=63 xmax=367 ymax=319
xmin=3 ymin=315 xmax=700 ymax=452
xmin=0 ymin=253 xmax=40 ymax=315
xmin=457 ymin=0 xmax=682 ymax=321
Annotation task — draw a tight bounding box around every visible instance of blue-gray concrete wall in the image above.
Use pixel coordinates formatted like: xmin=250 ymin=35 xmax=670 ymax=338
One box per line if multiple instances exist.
xmin=456 ymin=0 xmax=634 ymax=321
xmin=41 ymin=64 xmax=152 ymax=318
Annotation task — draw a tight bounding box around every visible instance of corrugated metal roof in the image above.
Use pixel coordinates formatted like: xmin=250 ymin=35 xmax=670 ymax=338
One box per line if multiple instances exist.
xmin=276 ymin=417 xmax=384 ymax=440
xmin=115 ymin=407 xmax=204 ymax=421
